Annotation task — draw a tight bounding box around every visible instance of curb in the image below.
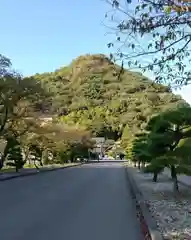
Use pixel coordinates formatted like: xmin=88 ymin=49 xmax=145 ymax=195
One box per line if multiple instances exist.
xmin=177 ymin=180 xmax=191 ymax=189
xmin=0 ymin=163 xmax=83 ymax=182
xmin=162 ymin=173 xmax=191 ymax=190
xmin=125 ymin=167 xmax=163 ymax=240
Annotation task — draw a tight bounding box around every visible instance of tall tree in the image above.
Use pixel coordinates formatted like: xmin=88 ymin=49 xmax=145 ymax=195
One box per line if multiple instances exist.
xmin=6 ymin=137 xmax=25 ymax=172
xmin=0 ymin=57 xmax=47 ymax=168
xmin=0 ymin=74 xmax=46 ymax=136
xmin=144 ymin=106 xmax=191 ymax=193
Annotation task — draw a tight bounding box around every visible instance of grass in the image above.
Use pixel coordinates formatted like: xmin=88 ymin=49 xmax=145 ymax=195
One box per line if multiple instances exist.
xmin=0 ymin=162 xmax=81 ymax=173
xmin=0 ymin=167 xmax=16 ymax=173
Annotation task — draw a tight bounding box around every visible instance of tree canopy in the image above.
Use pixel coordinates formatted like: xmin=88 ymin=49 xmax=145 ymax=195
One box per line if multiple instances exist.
xmin=130 ymin=106 xmax=191 ymax=192
xmin=105 ymin=0 xmax=191 ymax=86
xmin=32 ymin=54 xmax=186 ymax=140
xmin=0 ymin=53 xmax=189 ymax=172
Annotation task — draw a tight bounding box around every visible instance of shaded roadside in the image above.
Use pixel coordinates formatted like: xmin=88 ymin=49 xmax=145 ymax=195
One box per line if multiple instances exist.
xmin=163 ymin=168 xmax=191 ymax=189
xmin=0 ymin=163 xmax=82 ymax=181
xmin=127 ymin=165 xmax=191 ymax=239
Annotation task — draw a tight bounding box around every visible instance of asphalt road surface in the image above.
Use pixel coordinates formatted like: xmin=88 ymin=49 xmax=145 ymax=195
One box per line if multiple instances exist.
xmin=0 ymin=163 xmax=143 ymax=240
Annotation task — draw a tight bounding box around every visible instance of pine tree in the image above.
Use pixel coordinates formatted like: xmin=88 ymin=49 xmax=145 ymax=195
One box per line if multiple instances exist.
xmin=6 ymin=137 xmax=25 ymax=172
xmin=125 ymin=139 xmax=135 ymax=165
xmin=143 ymin=106 xmax=191 ymax=193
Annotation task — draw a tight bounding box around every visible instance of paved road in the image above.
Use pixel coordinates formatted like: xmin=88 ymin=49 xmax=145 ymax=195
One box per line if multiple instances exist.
xmin=0 ymin=163 xmax=142 ymax=240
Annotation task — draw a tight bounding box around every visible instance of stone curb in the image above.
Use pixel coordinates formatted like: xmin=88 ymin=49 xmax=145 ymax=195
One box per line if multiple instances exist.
xmin=0 ymin=163 xmax=83 ymax=182
xmin=125 ymin=167 xmax=163 ymax=240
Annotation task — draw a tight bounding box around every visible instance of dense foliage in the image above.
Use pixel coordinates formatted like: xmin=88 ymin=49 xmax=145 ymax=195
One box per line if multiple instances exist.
xmin=6 ymin=136 xmax=25 ymax=172
xmin=0 ymin=53 xmax=189 ymax=174
xmin=0 ymin=54 xmax=94 ymax=171
xmin=33 ymin=54 xmax=186 ymax=141
xmin=127 ymin=106 xmax=191 ymax=193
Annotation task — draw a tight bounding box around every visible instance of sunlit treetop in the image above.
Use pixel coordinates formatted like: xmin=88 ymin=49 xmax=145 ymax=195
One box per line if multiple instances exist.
xmin=105 ymin=0 xmax=191 ymax=87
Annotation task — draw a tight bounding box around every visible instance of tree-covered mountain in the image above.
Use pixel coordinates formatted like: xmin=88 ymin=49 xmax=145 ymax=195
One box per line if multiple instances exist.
xmin=32 ymin=54 xmax=187 ymax=140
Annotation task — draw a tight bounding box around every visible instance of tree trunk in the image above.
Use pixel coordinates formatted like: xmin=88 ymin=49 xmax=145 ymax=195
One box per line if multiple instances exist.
xmin=0 ymin=158 xmax=3 ymax=169
xmin=39 ymin=152 xmax=43 ymax=167
xmin=15 ymin=163 xmax=20 ymax=172
xmin=153 ymin=172 xmax=158 ymax=182
xmin=33 ymin=159 xmax=39 ymax=170
xmin=0 ymin=140 xmax=10 ymax=169
xmin=43 ymin=150 xmax=49 ymax=165
xmin=138 ymin=161 xmax=141 ymax=169
xmin=70 ymin=156 xmax=74 ymax=163
xmin=0 ymin=106 xmax=8 ymax=135
xmin=23 ymin=148 xmax=30 ymax=164
xmin=171 ymin=165 xmax=179 ymax=194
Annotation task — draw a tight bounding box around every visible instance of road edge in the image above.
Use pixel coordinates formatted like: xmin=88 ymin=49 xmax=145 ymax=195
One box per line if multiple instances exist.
xmin=125 ymin=166 xmax=163 ymax=240
xmin=0 ymin=163 xmax=83 ymax=182
xmin=162 ymin=170 xmax=191 ymax=189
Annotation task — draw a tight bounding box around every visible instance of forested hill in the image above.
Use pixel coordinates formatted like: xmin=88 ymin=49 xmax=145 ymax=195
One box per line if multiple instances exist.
xmin=32 ymin=54 xmax=186 ymax=140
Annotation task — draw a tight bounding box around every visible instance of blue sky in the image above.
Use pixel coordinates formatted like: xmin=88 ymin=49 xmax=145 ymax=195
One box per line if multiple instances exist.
xmin=0 ymin=0 xmax=190 ymax=104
